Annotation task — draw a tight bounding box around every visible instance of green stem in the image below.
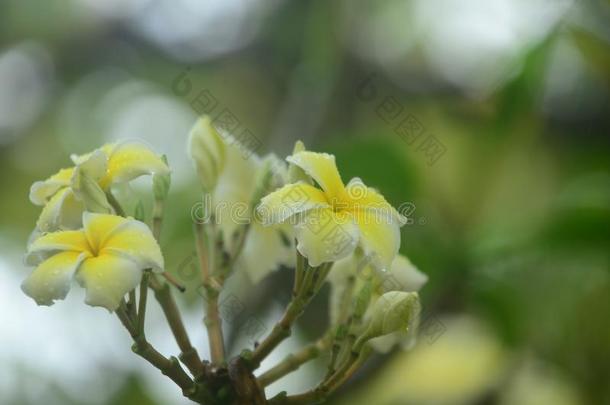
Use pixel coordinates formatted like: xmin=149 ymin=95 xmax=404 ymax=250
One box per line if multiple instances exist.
xmin=137 ymin=271 xmax=150 ymax=335
xmin=195 ymin=221 xmax=225 ymax=365
xmin=116 ymin=303 xmax=197 ymax=397
xmin=268 ymin=346 xmax=372 ymax=405
xmin=106 ymin=191 xmax=126 ymax=216
xmin=152 ymin=280 xmax=205 ymax=377
xmin=258 ymin=333 xmax=332 ymax=387
xmin=249 ymin=262 xmax=332 ymax=370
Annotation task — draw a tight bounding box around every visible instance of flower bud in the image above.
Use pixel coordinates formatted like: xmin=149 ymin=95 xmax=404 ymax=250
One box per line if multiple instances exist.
xmin=153 ymin=155 xmax=171 ymax=200
xmin=361 ymin=291 xmax=420 ymax=342
xmin=188 ymin=116 xmax=226 ymax=192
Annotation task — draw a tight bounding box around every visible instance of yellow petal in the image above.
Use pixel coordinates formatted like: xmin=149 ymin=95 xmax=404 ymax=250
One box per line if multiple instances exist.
xmin=345 ymin=177 xmax=406 ymax=224
xmin=75 ymin=253 xmax=143 ymax=311
xmin=102 ymin=219 xmax=164 ymax=271
xmin=29 ymin=168 xmax=74 ymax=206
xmin=257 ymin=182 xmax=329 ymax=225
xmin=103 ymin=142 xmax=170 ymax=187
xmin=28 ymin=229 xmax=91 ymax=255
xmin=70 ymin=143 xmax=115 ymax=165
xmin=294 ymin=208 xmax=359 ymax=267
xmin=21 ymin=251 xmax=84 ymax=306
xmin=82 ymin=212 xmax=129 ymax=253
xmin=353 ymin=209 xmax=402 ymax=271
xmin=286 ymin=151 xmax=347 ymax=201
xmin=36 ymin=187 xmax=85 ymax=232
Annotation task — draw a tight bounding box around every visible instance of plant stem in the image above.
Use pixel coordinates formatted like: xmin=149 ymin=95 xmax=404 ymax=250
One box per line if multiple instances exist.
xmin=106 ymin=191 xmax=125 ymax=216
xmin=195 ymin=221 xmax=225 ymax=365
xmin=147 ymin=196 xmax=203 ymax=377
xmin=137 ymin=271 xmax=150 ymax=335
xmin=249 ymin=263 xmax=332 ymax=370
xmin=258 ymin=333 xmax=332 ymax=387
xmin=116 ymin=303 xmax=196 ymax=396
xmin=268 ymin=346 xmax=372 ymax=405
xmin=152 ymin=281 xmax=205 ymax=377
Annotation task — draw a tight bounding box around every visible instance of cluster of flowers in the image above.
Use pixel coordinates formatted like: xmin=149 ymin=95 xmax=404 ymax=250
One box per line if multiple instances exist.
xmin=22 ymin=115 xmax=427 ymax=402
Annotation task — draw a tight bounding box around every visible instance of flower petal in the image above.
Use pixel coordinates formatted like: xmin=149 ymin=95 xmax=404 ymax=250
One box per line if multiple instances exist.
xmin=75 ymin=253 xmax=143 ymax=311
xmin=103 ymin=142 xmax=170 ymax=187
xmin=29 ymin=168 xmax=74 ymax=206
xmin=212 ymin=135 xmax=262 ymax=245
xmin=295 ymin=208 xmax=359 ymax=267
xmin=385 ymin=255 xmax=428 ymax=293
xmin=188 ymin=116 xmax=226 ymax=190
xmin=102 ymin=220 xmax=164 ymax=271
xmin=345 ymin=177 xmax=406 ymax=224
xmin=28 ymin=229 xmax=90 ymax=255
xmin=286 ymin=151 xmax=347 ymax=201
xmin=239 ymin=223 xmax=294 ymax=284
xmin=36 ymin=187 xmax=85 ymax=232
xmin=21 ymin=251 xmax=84 ymax=306
xmin=257 ymin=182 xmax=329 ymax=225
xmin=353 ymin=209 xmax=402 ymax=271
xmin=82 ymin=212 xmax=129 ymax=252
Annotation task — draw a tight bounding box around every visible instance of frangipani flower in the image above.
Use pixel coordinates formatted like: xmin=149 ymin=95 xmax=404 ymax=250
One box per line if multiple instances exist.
xmin=258 ymin=151 xmax=407 ymax=269
xmin=187 ymin=117 xmax=294 ymax=283
xmin=22 ymin=212 xmax=164 ymax=311
xmin=30 ymin=142 xmax=169 ymax=232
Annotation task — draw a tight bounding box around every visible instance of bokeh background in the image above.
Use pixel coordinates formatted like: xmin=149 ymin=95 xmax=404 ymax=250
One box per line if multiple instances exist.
xmin=1 ymin=0 xmax=609 ymax=404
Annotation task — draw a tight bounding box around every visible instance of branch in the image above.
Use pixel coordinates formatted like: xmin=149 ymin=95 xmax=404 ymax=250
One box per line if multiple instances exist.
xmin=195 ymin=221 xmax=225 ymax=365
xmin=258 ymin=333 xmax=331 ymax=387
xmin=249 ymin=262 xmax=332 ymax=369
xmin=152 ymin=280 xmax=205 ymax=377
xmin=116 ymin=303 xmax=196 ymax=396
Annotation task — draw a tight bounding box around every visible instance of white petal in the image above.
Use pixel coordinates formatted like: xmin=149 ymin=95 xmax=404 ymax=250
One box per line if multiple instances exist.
xmin=75 ymin=253 xmax=143 ymax=311
xmin=21 ymin=251 xmax=85 ymax=306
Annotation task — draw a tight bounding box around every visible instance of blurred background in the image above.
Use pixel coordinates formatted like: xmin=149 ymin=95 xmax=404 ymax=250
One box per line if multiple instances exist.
xmin=1 ymin=0 xmax=609 ymax=404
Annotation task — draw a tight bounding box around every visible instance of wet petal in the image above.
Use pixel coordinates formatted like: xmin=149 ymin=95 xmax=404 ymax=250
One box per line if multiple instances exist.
xmin=29 ymin=168 xmax=74 ymax=206
xmin=104 ymin=142 xmax=170 ymax=186
xmin=75 ymin=253 xmax=143 ymax=311
xmin=295 ymin=208 xmax=359 ymax=267
xmin=345 ymin=177 xmax=406 ymax=224
xmin=28 ymin=229 xmax=90 ymax=255
xmin=21 ymin=251 xmax=84 ymax=306
xmin=286 ymin=151 xmax=346 ymax=201
xmin=257 ymin=182 xmax=329 ymax=225
xmin=82 ymin=212 xmax=129 ymax=253
xmin=36 ymin=187 xmax=85 ymax=232
xmin=353 ymin=209 xmax=402 ymax=271
xmin=102 ymin=219 xmax=164 ymax=271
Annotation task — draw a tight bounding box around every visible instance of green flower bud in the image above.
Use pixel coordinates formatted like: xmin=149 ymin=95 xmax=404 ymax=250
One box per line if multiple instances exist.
xmin=188 ymin=116 xmax=226 ymax=192
xmin=360 ymin=291 xmax=420 ymax=344
xmin=153 ymin=155 xmax=171 ymax=200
